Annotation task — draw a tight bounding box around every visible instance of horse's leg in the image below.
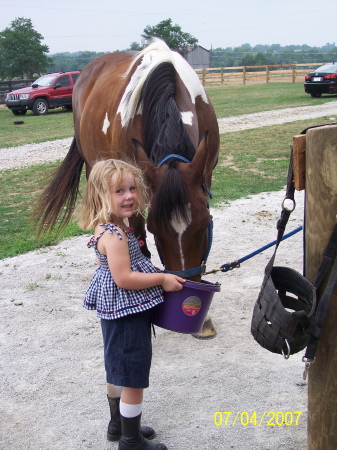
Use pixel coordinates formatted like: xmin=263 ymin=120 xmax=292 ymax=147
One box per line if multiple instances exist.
xmin=129 ymin=214 xmax=151 ymax=258
xmin=192 ymin=314 xmax=217 ymax=340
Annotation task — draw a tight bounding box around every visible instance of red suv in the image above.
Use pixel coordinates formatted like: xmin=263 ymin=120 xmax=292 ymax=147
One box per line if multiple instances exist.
xmin=5 ymin=71 xmax=80 ymax=116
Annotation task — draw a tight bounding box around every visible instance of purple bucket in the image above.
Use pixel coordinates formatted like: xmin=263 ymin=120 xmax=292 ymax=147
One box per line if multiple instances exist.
xmin=152 ymin=279 xmax=221 ymax=334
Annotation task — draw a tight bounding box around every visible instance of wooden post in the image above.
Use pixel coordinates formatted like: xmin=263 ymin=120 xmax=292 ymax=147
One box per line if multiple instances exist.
xmin=305 ymin=125 xmax=337 ymax=449
xmin=243 ymin=66 xmax=246 ymax=85
xmin=221 ymin=67 xmax=224 ymax=84
xmin=293 ymin=134 xmax=306 ymax=191
xmin=266 ymin=66 xmax=269 ymax=83
xmin=292 ymin=64 xmax=296 ymax=83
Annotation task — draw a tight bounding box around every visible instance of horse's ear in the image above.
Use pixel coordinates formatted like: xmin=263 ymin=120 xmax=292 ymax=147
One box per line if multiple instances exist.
xmin=190 ymin=130 xmax=209 ymax=177
xmin=132 ymin=138 xmax=158 ymax=185
xmin=132 ymin=138 xmax=151 ymax=166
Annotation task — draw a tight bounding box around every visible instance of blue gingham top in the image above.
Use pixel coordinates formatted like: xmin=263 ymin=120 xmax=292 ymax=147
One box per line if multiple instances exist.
xmin=84 ymin=223 xmax=164 ymax=320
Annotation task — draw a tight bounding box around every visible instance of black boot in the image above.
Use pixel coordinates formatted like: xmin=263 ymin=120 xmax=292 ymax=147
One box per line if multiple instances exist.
xmin=107 ymin=396 xmax=155 ymax=442
xmin=119 ymin=414 xmax=167 ymax=450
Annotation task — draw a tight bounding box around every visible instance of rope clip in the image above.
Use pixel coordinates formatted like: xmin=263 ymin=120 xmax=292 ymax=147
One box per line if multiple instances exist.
xmin=281 ymin=339 xmax=291 ymax=360
xmin=302 ymin=356 xmax=315 ymax=380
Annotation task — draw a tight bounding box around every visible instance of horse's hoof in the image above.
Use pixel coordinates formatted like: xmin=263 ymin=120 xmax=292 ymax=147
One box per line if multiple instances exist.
xmin=192 ymin=330 xmax=217 ymax=340
xmin=192 ymin=318 xmax=217 ymax=340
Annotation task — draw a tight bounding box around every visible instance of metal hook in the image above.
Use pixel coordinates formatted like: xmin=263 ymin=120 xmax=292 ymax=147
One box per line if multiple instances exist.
xmin=281 ymin=339 xmax=291 ymax=359
xmin=302 ymin=356 xmax=315 ymax=380
xmin=282 ymin=197 xmax=296 ymax=212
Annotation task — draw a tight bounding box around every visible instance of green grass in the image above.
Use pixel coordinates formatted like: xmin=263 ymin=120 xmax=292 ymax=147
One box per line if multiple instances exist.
xmin=1 ymin=114 xmax=335 ymax=259
xmin=0 ymin=107 xmax=74 ymax=148
xmin=207 ymin=83 xmax=337 ymax=118
xmin=0 ymin=161 xmax=86 ymax=259
xmin=210 ymin=117 xmax=334 ymax=206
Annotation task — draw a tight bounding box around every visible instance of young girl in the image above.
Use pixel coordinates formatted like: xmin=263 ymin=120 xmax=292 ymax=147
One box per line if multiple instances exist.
xmin=77 ymin=159 xmax=185 ymax=450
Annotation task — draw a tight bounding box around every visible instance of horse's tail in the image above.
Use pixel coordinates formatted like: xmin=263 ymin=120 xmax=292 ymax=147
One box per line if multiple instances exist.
xmin=33 ymin=137 xmax=85 ymax=236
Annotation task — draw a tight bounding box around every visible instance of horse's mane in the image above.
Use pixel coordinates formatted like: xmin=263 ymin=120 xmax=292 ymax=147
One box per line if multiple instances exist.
xmin=141 ymin=61 xmax=195 ymax=228
xmin=117 ymin=38 xmax=208 ymax=127
xmin=117 ymin=38 xmax=202 ymax=229
xmin=141 ymin=62 xmax=195 ymax=165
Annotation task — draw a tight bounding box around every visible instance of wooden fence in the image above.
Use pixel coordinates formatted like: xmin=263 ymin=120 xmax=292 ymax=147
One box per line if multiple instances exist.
xmin=195 ymin=63 xmax=324 ymax=86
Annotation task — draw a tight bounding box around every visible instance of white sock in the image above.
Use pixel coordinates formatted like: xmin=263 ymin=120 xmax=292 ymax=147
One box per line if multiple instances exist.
xmin=119 ymin=400 xmax=142 ymax=418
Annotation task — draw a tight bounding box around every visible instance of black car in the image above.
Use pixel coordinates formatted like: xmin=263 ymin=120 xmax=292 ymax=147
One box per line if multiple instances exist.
xmin=304 ymin=63 xmax=337 ymax=98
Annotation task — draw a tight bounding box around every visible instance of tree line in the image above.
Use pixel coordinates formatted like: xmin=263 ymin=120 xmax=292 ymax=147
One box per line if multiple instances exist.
xmin=210 ymin=43 xmax=337 ymax=67
xmin=0 ymin=17 xmax=336 ymax=80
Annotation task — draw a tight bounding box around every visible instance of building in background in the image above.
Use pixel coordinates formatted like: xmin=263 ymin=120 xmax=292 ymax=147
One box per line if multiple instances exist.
xmin=184 ymin=46 xmax=210 ymax=69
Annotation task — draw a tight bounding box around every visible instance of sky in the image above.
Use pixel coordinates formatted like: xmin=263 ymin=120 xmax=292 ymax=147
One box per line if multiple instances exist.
xmin=0 ymin=0 xmax=336 ymax=54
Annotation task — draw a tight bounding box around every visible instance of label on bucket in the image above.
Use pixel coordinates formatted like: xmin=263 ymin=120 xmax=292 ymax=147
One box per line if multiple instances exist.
xmin=182 ymin=296 xmax=201 ymax=316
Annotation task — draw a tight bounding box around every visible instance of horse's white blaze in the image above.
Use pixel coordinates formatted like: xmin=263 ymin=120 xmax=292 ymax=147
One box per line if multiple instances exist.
xmin=181 ymin=111 xmax=194 ymax=126
xmin=169 ymin=205 xmax=192 ymax=269
xmin=102 ymin=112 xmax=110 ymax=134
xmin=117 ymin=38 xmax=208 ymax=128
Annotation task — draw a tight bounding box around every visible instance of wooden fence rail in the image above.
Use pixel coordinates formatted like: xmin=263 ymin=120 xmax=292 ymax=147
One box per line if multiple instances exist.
xmin=195 ymin=63 xmax=326 ymax=86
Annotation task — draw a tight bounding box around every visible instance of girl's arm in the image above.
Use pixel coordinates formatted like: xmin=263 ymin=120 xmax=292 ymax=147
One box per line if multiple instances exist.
xmin=102 ymin=231 xmax=185 ymax=292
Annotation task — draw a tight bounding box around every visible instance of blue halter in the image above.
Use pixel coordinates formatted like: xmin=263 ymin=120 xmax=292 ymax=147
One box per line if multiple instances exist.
xmin=157 ymin=154 xmax=213 ymax=278
xmin=157 ymin=154 xmax=191 ymax=167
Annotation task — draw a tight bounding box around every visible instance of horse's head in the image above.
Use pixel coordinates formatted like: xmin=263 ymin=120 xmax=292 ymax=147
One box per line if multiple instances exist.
xmin=133 ymin=132 xmax=212 ymax=281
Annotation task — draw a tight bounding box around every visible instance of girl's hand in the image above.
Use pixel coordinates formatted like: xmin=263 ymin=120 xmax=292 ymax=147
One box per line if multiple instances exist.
xmin=162 ymin=274 xmax=186 ymax=292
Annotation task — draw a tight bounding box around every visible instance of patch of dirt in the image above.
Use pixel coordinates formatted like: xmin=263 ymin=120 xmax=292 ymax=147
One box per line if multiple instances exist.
xmin=0 ymin=189 xmax=307 ymax=450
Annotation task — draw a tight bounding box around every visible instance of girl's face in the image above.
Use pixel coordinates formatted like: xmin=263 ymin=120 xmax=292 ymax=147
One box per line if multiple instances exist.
xmin=110 ymin=171 xmax=139 ymax=221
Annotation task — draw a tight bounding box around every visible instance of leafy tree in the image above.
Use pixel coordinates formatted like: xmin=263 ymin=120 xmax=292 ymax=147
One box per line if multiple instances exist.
xmin=239 ymin=53 xmax=255 ymax=66
xmin=234 ymin=43 xmax=252 ymax=54
xmin=211 ymin=47 xmax=235 ymax=67
xmin=75 ymin=51 xmax=105 ymax=68
xmin=128 ymin=41 xmax=142 ymax=51
xmin=328 ymin=46 xmax=337 ymax=60
xmin=141 ymin=18 xmax=198 ymax=56
xmin=47 ymin=52 xmax=77 ymax=72
xmin=46 ymin=51 xmax=107 ymax=72
xmin=323 ymin=42 xmax=336 ymax=52
xmin=0 ymin=17 xmax=50 ymax=79
xmin=254 ymin=52 xmax=269 ymax=66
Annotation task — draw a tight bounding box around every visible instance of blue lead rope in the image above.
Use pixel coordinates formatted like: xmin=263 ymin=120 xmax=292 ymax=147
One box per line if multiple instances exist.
xmin=216 ymin=225 xmax=303 ymax=274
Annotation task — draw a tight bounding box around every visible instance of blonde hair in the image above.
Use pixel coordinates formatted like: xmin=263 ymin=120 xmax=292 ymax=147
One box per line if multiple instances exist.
xmin=77 ymin=159 xmax=149 ymax=230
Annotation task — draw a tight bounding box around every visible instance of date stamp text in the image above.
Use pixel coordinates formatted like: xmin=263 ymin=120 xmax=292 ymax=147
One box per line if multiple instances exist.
xmin=214 ymin=411 xmax=302 ymax=427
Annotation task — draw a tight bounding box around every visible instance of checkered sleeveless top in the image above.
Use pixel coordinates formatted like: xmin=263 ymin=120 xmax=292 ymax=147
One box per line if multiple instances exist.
xmin=84 ymin=223 xmax=164 ymax=320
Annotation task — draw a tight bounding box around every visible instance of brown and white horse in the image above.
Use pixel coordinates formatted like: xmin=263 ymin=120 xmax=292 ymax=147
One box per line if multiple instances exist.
xmin=34 ymin=39 xmax=220 ymax=338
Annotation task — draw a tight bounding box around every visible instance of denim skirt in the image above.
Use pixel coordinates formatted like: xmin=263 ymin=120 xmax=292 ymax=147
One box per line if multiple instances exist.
xmin=101 ymin=309 xmax=152 ymax=389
